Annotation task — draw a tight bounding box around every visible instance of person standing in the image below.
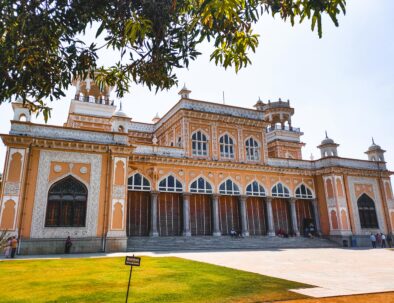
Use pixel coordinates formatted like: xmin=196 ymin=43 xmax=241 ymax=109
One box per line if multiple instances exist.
xmin=376 ymin=233 xmax=381 ymax=247
xmin=4 ymin=237 xmax=11 ymax=258
xmin=370 ymin=233 xmax=376 ymax=248
xmin=387 ymin=234 xmax=392 ymax=248
xmin=65 ymin=236 xmax=72 ymax=254
xmin=381 ymin=233 xmax=386 ymax=248
xmin=10 ymin=237 xmax=18 ymax=258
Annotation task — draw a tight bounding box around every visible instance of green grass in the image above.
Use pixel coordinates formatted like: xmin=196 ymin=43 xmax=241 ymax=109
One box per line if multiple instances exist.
xmin=0 ymin=256 xmax=311 ymax=303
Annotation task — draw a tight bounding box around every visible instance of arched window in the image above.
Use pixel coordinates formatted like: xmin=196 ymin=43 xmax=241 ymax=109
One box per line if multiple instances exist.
xmin=219 ymin=134 xmax=234 ymax=159
xmin=271 ymin=183 xmax=290 ymax=198
xmin=190 ymin=177 xmax=213 ymax=194
xmin=357 ymin=194 xmax=379 ymax=229
xmin=246 ymin=181 xmax=266 ymax=196
xmin=245 ymin=138 xmax=260 ymax=161
xmin=118 ymin=125 xmax=124 ymax=132
xmin=128 ymin=173 xmax=151 ymax=191
xmin=295 ymin=184 xmax=313 ymax=199
xmin=192 ymin=131 xmax=208 ymax=156
xmin=45 ymin=176 xmax=87 ymax=227
xmin=219 ymin=179 xmax=240 ymax=195
xmin=159 ymin=175 xmax=183 ymax=192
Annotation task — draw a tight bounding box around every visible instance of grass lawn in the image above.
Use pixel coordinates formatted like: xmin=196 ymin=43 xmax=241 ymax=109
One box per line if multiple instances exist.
xmin=0 ymin=256 xmax=311 ymax=303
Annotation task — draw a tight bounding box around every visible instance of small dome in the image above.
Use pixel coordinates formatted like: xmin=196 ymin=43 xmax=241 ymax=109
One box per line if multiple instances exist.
xmin=321 ymin=131 xmax=335 ymax=145
xmin=368 ymin=138 xmax=381 ymax=151
xmin=113 ymin=110 xmax=128 ymax=118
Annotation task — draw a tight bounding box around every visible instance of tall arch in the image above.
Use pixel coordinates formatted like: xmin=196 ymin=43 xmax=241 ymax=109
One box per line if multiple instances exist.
xmin=245 ymin=137 xmax=260 ymax=161
xmin=128 ymin=173 xmax=151 ymax=191
xmin=271 ymin=182 xmax=290 ymax=198
xmin=191 ymin=130 xmax=208 ymax=156
xmin=219 ymin=134 xmax=235 ymax=159
xmin=357 ymin=194 xmax=379 ymax=229
xmin=7 ymin=152 xmax=22 ymax=182
xmin=246 ymin=181 xmax=266 ymax=196
xmin=45 ymin=175 xmax=88 ymax=227
xmin=158 ymin=174 xmax=183 ymax=192
xmin=219 ymin=178 xmax=240 ymax=195
xmin=189 ymin=176 xmax=213 ymax=194
xmin=295 ymin=184 xmax=314 ymax=199
xmin=326 ymin=179 xmax=334 ymax=198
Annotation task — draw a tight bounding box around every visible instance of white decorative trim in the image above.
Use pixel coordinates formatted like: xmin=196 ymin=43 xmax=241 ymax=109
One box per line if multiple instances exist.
xmin=347 ymin=176 xmax=387 ymax=235
xmin=30 ymin=151 xmax=102 ymax=238
xmin=0 ymin=196 xmax=19 ymax=230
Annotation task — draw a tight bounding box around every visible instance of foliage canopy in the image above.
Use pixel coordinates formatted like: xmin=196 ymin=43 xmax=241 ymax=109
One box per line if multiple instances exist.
xmin=0 ymin=0 xmax=346 ymax=120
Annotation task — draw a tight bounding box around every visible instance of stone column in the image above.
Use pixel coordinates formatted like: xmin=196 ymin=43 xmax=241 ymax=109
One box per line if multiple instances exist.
xmin=212 ymin=194 xmax=221 ymax=236
xmin=239 ymin=195 xmax=249 ymax=236
xmin=312 ymin=198 xmax=322 ymax=234
xmin=289 ymin=198 xmax=300 ymax=236
xmin=149 ymin=191 xmax=159 ymax=237
xmin=182 ymin=193 xmax=191 ymax=236
xmin=265 ymin=197 xmax=275 ymax=236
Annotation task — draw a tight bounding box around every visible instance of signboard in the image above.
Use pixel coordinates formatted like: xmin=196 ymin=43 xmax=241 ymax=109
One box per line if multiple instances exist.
xmin=125 ymin=256 xmax=141 ymax=267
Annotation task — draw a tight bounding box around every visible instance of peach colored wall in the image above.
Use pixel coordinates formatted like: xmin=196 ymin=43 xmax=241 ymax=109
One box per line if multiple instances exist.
xmin=0 ymin=199 xmax=16 ymax=229
xmin=7 ymin=152 xmax=22 ymax=182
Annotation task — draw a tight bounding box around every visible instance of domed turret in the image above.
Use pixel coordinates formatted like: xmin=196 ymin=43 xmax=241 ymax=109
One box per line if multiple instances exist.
xmin=111 ymin=101 xmax=131 ymax=132
xmin=178 ymin=84 xmax=191 ymax=99
xmin=365 ymin=138 xmax=385 ymax=162
xmin=152 ymin=113 xmax=160 ymax=124
xmin=317 ymin=131 xmax=339 ymax=158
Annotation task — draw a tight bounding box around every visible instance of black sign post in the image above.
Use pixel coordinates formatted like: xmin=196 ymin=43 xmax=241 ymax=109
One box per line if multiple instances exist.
xmin=125 ymin=255 xmax=141 ymax=303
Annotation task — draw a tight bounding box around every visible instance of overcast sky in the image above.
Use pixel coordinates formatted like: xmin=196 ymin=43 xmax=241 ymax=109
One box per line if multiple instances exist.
xmin=1 ymin=1 xmax=393 ymax=178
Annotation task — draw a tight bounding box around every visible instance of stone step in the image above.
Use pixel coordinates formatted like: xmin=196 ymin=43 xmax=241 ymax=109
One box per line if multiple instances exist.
xmin=126 ymin=236 xmax=338 ymax=252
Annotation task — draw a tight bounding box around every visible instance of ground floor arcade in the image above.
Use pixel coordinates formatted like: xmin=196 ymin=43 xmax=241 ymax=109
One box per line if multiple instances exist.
xmin=126 ymin=190 xmax=320 ymax=238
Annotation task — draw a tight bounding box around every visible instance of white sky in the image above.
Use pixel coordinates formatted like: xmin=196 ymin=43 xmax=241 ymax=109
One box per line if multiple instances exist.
xmin=1 ymin=1 xmax=393 ymax=178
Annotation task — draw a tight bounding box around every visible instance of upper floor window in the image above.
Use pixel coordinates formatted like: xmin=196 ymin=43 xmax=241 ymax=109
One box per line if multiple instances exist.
xmin=192 ymin=131 xmax=208 ymax=156
xmin=159 ymin=175 xmax=183 ymax=192
xmin=128 ymin=173 xmax=151 ymax=191
xmin=272 ymin=183 xmax=290 ymax=198
xmin=219 ymin=179 xmax=240 ymax=195
xmin=45 ymin=176 xmax=87 ymax=227
xmin=245 ymin=138 xmax=260 ymax=161
xmin=219 ymin=134 xmax=234 ymax=159
xmin=246 ymin=181 xmax=266 ymax=196
xmin=190 ymin=177 xmax=213 ymax=194
xmin=295 ymin=184 xmax=313 ymax=199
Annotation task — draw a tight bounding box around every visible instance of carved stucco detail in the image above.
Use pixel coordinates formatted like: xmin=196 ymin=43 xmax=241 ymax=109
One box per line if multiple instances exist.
xmin=112 ymin=185 xmax=126 ymax=199
xmin=3 ymin=182 xmax=20 ymax=196
xmin=30 ymin=150 xmax=102 ymax=238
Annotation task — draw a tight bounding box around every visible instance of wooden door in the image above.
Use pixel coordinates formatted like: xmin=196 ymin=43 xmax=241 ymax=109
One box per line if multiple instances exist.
xmin=272 ymin=198 xmax=291 ymax=234
xmin=296 ymin=199 xmax=314 ymax=234
xmin=218 ymin=196 xmax=240 ymax=235
xmin=127 ymin=191 xmax=150 ymax=236
xmin=157 ymin=193 xmax=182 ymax=236
xmin=246 ymin=197 xmax=267 ymax=235
xmin=190 ymin=194 xmax=212 ymax=235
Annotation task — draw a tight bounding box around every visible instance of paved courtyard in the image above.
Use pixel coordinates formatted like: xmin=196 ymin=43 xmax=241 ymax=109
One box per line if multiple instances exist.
xmin=163 ymin=248 xmax=394 ymax=298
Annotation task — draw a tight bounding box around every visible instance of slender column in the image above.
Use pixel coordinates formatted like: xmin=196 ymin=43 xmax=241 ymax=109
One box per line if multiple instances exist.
xmin=239 ymin=196 xmax=249 ymax=236
xmin=212 ymin=194 xmax=221 ymax=236
xmin=289 ymin=198 xmax=300 ymax=236
xmin=265 ymin=197 xmax=275 ymax=236
xmin=149 ymin=191 xmax=159 ymax=237
xmin=182 ymin=193 xmax=192 ymax=236
xmin=312 ymin=198 xmax=322 ymax=234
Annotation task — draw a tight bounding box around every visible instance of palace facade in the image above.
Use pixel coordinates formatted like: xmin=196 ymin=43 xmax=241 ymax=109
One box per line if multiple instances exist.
xmin=0 ymin=79 xmax=393 ymax=254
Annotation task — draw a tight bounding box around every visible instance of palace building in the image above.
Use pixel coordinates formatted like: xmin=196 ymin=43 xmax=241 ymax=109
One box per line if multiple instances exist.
xmin=0 ymin=79 xmax=393 ymax=254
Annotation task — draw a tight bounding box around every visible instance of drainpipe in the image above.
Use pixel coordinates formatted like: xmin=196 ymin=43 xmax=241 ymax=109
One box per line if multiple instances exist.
xmin=102 ymin=148 xmax=112 ymax=252
xmin=17 ymin=143 xmax=33 ymax=255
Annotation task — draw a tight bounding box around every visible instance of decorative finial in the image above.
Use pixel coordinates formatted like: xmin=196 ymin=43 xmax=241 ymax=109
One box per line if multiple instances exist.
xmin=372 ymin=137 xmax=375 ymax=145
xmin=310 ymin=153 xmax=314 ymax=161
xmin=279 ymin=97 xmax=282 ymax=102
xmin=287 ymin=99 xmax=290 ymax=104
xmin=258 ymin=96 xmax=261 ymax=102
xmin=119 ymin=100 xmax=123 ymax=111
xmin=325 ymin=130 xmax=328 ymax=139
xmin=183 ymin=82 xmax=187 ymax=90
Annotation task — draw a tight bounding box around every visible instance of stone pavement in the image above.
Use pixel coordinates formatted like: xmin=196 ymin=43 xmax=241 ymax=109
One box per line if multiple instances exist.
xmin=166 ymin=248 xmax=394 ymax=297
xmin=1 ymin=248 xmax=393 ymax=298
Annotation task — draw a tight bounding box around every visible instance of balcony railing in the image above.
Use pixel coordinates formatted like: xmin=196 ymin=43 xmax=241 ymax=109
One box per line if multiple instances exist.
xmin=266 ymin=125 xmax=301 ymax=133
xmin=74 ymin=94 xmax=114 ymax=106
